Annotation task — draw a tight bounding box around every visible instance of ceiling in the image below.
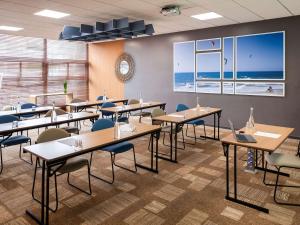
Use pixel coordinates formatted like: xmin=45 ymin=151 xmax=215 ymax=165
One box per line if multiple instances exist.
xmin=0 ymin=0 xmax=299 ymax=40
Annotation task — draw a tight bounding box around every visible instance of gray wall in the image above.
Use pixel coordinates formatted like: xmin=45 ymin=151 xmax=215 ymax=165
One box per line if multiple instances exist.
xmin=124 ymin=16 xmax=300 ymax=138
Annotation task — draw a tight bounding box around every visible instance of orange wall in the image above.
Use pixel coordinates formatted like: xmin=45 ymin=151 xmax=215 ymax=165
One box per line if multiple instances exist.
xmin=88 ymin=40 xmax=124 ymax=101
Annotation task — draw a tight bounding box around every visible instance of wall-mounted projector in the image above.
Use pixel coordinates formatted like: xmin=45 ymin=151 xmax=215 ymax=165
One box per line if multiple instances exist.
xmin=160 ymin=5 xmax=181 ymax=16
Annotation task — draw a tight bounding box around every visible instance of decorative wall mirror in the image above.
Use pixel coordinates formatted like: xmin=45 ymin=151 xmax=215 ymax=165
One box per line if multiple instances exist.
xmin=115 ymin=53 xmax=135 ymax=82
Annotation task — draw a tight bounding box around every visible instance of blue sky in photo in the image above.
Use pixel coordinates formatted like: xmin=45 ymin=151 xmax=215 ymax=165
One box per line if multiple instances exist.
xmin=174 ymin=42 xmax=194 ymax=73
xmin=197 ymin=38 xmax=221 ymax=50
xmin=197 ymin=53 xmax=221 ymax=72
xmin=224 ymin=37 xmax=234 ymax=72
xmin=236 ymin=32 xmax=284 ymax=72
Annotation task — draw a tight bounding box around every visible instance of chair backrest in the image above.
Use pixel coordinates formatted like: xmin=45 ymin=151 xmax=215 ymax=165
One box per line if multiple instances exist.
xmin=101 ymin=102 xmax=116 ymax=117
xmin=44 ymin=108 xmax=66 ymax=117
xmin=21 ymin=103 xmax=37 ymax=109
xmin=128 ymin=99 xmax=139 ymax=105
xmin=151 ymin=108 xmax=165 ymax=118
xmin=0 ymin=115 xmax=19 ymax=124
xmin=176 ymin=104 xmax=189 ymax=112
xmin=91 ymin=118 xmax=114 ymax=132
xmin=97 ymin=95 xmax=109 ymax=101
xmin=2 ymin=105 xmax=13 ymax=111
xmin=71 ymin=98 xmax=85 ymax=103
xmin=21 ymin=103 xmax=38 ymax=118
xmin=36 ymin=128 xmax=70 ymax=144
xmin=151 ymin=108 xmax=165 ymax=126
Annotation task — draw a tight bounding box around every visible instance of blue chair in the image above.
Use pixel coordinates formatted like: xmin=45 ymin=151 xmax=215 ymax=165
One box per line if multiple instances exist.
xmin=0 ymin=115 xmax=32 ymax=174
xmin=176 ymin=104 xmax=206 ymax=144
xmin=90 ymin=119 xmax=137 ymax=184
xmin=21 ymin=103 xmax=38 ymax=118
xmin=96 ymin=95 xmax=108 ymax=112
xmin=101 ymin=102 xmax=128 ymax=123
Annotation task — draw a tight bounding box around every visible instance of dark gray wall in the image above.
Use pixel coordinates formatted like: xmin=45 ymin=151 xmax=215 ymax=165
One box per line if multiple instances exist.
xmin=124 ymin=16 xmax=300 ymax=138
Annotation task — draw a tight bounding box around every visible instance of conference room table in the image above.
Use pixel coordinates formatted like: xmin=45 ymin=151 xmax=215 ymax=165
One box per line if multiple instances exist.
xmin=0 ymin=106 xmax=56 ymax=118
xmin=221 ymin=123 xmax=294 ymax=213
xmin=66 ymin=98 xmax=128 ymax=112
xmin=152 ymin=106 xmax=222 ymax=163
xmin=24 ymin=122 xmax=161 ymax=225
xmin=98 ymin=101 xmax=166 ymax=118
xmin=0 ymin=111 xmax=99 ymax=136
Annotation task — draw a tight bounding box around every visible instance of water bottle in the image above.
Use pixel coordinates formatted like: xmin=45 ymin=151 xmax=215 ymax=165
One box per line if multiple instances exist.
xmin=139 ymin=92 xmax=143 ymax=105
xmin=103 ymin=89 xmax=107 ymax=102
xmin=114 ymin=121 xmax=120 ymax=139
xmin=16 ymin=97 xmax=21 ymax=113
xmin=196 ymin=96 xmax=200 ymax=113
xmin=247 ymin=107 xmax=255 ymax=132
xmin=51 ymin=102 xmax=57 ymax=122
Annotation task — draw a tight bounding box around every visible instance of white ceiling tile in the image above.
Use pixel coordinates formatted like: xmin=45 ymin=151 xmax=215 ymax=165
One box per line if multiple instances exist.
xmin=278 ymin=0 xmax=300 ymax=15
xmin=234 ymin=0 xmax=292 ymax=19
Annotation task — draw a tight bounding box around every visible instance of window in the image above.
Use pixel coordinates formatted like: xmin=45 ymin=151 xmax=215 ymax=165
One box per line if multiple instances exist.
xmin=0 ymin=34 xmax=88 ymax=108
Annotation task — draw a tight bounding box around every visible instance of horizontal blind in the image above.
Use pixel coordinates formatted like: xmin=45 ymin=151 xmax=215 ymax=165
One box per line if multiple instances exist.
xmin=47 ymin=40 xmax=87 ymax=61
xmin=0 ymin=34 xmax=88 ymax=108
xmin=0 ymin=34 xmax=44 ymax=61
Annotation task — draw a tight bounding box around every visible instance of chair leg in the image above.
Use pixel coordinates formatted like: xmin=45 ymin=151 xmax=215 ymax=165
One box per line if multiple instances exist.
xmin=273 ymin=167 xmax=300 ymax=206
xmin=112 ymin=147 xmax=137 ymax=173
xmin=296 ymin=141 xmax=300 ymax=157
xmin=32 ymin=159 xmax=58 ymax=212
xmin=203 ymin=123 xmax=207 ymax=139
xmin=19 ymin=140 xmax=33 ymax=165
xmin=66 ymin=164 xmax=92 ymax=195
xmin=0 ymin=147 xmax=3 ymax=174
xmin=89 ymin=151 xmax=114 ymax=184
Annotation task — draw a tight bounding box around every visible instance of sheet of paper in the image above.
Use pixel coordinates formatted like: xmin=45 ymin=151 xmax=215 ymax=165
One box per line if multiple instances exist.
xmin=254 ymin=131 xmax=281 ymax=139
xmin=169 ymin=114 xmax=184 ymax=118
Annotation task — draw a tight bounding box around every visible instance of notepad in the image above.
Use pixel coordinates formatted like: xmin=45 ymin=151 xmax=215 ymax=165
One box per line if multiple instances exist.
xmin=254 ymin=131 xmax=281 ymax=139
xmin=58 ymin=138 xmax=76 ymax=146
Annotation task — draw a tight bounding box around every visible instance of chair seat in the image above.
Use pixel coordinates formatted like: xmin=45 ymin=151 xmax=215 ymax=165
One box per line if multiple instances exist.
xmin=102 ymin=141 xmax=134 ymax=153
xmin=1 ymin=135 xmax=30 ymax=146
xmin=186 ymin=118 xmax=205 ymax=126
xmin=117 ymin=116 xmax=129 ymax=123
xmin=266 ymin=153 xmax=300 ymax=168
xmin=56 ymin=158 xmax=89 ymax=174
xmin=63 ymin=126 xmax=79 ymax=134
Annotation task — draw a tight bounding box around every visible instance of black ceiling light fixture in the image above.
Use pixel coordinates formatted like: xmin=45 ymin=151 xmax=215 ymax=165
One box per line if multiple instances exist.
xmin=160 ymin=5 xmax=181 ymax=16
xmin=59 ymin=18 xmax=155 ymax=42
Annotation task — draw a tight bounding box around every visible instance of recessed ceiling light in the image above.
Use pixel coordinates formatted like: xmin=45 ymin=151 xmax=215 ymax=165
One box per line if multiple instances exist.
xmin=0 ymin=26 xmax=23 ymax=31
xmin=34 ymin=9 xmax=70 ymax=19
xmin=191 ymin=12 xmax=222 ymax=20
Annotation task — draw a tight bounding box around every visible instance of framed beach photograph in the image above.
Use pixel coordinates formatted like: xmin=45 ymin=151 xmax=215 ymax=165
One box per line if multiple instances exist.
xmin=235 ymin=82 xmax=285 ymax=97
xmin=236 ymin=31 xmax=285 ymax=80
xmin=196 ymin=81 xmax=221 ymax=94
xmin=223 ymin=37 xmax=234 ymax=80
xmin=196 ymin=38 xmax=221 ymax=51
xmin=223 ymin=82 xmax=235 ymax=94
xmin=173 ymin=41 xmax=195 ymax=92
xmin=196 ymin=52 xmax=221 ymax=80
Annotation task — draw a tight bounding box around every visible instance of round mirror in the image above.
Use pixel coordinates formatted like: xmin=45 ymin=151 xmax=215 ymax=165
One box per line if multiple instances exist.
xmin=120 ymin=60 xmax=129 ymax=75
xmin=115 ymin=53 xmax=135 ymax=82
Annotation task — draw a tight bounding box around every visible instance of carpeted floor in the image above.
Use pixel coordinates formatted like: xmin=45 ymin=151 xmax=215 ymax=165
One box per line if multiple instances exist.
xmin=0 ymin=117 xmax=300 ymax=225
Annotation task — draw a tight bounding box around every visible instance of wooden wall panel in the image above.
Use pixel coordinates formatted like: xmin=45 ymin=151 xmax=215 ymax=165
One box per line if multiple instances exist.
xmin=88 ymin=41 xmax=124 ymax=101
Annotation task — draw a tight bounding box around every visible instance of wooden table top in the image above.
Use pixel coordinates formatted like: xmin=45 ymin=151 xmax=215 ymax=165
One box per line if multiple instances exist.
xmin=153 ymin=107 xmax=222 ymax=124
xmin=65 ymin=98 xmax=128 ymax=107
xmin=99 ymin=101 xmax=166 ymax=113
xmin=29 ymin=92 xmax=73 ymax=97
xmin=0 ymin=111 xmax=98 ymax=135
xmin=0 ymin=106 xmax=56 ymax=116
xmin=24 ymin=123 xmax=161 ymax=162
xmin=221 ymin=123 xmax=294 ymax=152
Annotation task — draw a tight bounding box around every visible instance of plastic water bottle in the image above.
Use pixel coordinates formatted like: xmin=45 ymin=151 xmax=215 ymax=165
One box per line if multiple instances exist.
xmin=103 ymin=89 xmax=107 ymax=101
xmin=139 ymin=92 xmax=143 ymax=105
xmin=51 ymin=102 xmax=57 ymax=122
xmin=16 ymin=97 xmax=21 ymax=113
xmin=114 ymin=121 xmax=120 ymax=139
xmin=247 ymin=107 xmax=255 ymax=132
xmin=196 ymin=96 xmax=200 ymax=113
